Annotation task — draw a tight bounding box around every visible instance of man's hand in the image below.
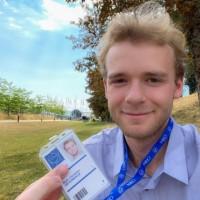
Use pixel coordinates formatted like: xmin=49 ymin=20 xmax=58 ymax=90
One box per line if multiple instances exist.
xmin=16 ymin=165 xmax=68 ymax=200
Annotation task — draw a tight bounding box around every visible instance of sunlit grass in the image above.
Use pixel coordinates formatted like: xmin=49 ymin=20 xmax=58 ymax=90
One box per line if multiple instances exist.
xmin=0 ymin=112 xmax=54 ymax=120
xmin=0 ymin=93 xmax=199 ymax=200
xmin=0 ymin=120 xmax=113 ymax=200
xmin=172 ymin=93 xmax=200 ymax=127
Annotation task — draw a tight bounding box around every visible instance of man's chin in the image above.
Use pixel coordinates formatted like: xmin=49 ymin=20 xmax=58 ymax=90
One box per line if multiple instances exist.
xmin=123 ymin=131 xmax=149 ymax=140
xmin=120 ymin=124 xmax=146 ymax=136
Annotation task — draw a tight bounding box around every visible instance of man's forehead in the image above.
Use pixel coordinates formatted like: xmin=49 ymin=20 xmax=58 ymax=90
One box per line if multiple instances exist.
xmin=105 ymin=41 xmax=176 ymax=76
xmin=106 ymin=41 xmax=175 ymax=59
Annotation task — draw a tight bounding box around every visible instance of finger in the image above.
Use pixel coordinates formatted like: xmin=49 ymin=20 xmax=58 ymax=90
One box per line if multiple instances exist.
xmin=44 ymin=187 xmax=62 ymax=200
xmin=16 ymin=165 xmax=68 ymax=200
xmin=48 ymin=164 xmax=68 ymax=179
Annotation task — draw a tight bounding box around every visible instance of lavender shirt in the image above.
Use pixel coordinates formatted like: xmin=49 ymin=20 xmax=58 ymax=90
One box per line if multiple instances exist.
xmin=84 ymin=119 xmax=200 ymax=200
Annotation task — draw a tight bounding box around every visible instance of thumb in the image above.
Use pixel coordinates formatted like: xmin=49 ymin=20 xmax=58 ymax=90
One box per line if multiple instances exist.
xmin=48 ymin=164 xmax=68 ymax=179
xmin=16 ymin=165 xmax=68 ymax=200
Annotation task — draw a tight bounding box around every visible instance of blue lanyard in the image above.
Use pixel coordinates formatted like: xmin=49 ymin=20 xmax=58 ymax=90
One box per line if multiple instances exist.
xmin=104 ymin=118 xmax=173 ymax=200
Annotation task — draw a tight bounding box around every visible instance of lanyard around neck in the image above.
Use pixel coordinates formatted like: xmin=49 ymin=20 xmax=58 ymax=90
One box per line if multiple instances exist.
xmin=104 ymin=118 xmax=173 ymax=200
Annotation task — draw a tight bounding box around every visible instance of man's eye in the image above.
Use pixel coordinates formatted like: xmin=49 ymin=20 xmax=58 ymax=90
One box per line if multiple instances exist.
xmin=110 ymin=79 xmax=127 ymax=85
xmin=148 ymin=78 xmax=160 ymax=82
xmin=146 ymin=78 xmax=163 ymax=85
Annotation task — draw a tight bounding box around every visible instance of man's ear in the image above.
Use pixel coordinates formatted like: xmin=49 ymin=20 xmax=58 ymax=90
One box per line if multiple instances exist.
xmin=174 ymin=78 xmax=183 ymax=99
xmin=103 ymin=78 xmax=108 ymax=99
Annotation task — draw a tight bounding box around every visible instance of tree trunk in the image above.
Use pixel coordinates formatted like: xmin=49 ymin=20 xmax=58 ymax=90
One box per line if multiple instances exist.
xmin=17 ymin=114 xmax=20 ymax=123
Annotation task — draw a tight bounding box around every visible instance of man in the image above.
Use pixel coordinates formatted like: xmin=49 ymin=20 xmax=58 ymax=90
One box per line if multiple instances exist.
xmin=63 ymin=139 xmax=80 ymax=160
xmin=16 ymin=1 xmax=200 ymax=200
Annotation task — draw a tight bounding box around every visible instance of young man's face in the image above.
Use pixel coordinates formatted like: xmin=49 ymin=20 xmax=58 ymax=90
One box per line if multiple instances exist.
xmin=104 ymin=41 xmax=183 ymax=140
xmin=64 ymin=141 xmax=79 ymax=157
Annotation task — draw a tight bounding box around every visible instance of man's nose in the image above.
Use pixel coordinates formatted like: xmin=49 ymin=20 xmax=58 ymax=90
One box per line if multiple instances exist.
xmin=125 ymin=81 xmax=146 ymax=104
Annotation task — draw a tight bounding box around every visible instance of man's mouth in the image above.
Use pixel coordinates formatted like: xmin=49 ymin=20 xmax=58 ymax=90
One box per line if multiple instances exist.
xmin=121 ymin=110 xmax=153 ymax=117
xmin=122 ymin=110 xmax=152 ymax=116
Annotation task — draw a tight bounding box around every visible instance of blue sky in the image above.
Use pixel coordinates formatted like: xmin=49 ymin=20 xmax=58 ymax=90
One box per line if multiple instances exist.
xmin=0 ymin=0 xmax=91 ymax=111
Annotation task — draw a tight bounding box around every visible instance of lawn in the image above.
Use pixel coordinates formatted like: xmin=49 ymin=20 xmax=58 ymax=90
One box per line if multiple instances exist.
xmin=0 ymin=94 xmax=199 ymax=200
xmin=172 ymin=93 xmax=200 ymax=125
xmin=0 ymin=120 xmax=113 ymax=200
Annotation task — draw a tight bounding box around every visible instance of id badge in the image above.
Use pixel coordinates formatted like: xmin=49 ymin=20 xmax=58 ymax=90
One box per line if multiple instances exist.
xmin=39 ymin=129 xmax=110 ymax=200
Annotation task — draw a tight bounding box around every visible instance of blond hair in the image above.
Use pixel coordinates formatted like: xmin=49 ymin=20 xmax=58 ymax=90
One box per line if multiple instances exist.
xmin=97 ymin=1 xmax=186 ymax=79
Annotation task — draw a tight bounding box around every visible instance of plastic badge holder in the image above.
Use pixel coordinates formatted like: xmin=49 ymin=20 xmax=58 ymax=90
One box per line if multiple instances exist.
xmin=39 ymin=129 xmax=110 ymax=200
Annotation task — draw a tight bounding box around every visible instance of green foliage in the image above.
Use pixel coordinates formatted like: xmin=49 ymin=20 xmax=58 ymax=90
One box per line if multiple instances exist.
xmin=71 ymin=109 xmax=82 ymax=118
xmin=0 ymin=78 xmax=13 ymax=114
xmin=11 ymin=88 xmax=32 ymax=114
xmin=43 ymin=97 xmax=65 ymax=115
xmin=87 ymin=68 xmax=110 ymax=121
xmin=0 ymin=78 xmax=66 ymax=116
xmin=30 ymin=95 xmax=44 ymax=114
xmin=0 ymin=78 xmax=31 ymax=115
xmin=66 ymin=0 xmax=147 ymax=120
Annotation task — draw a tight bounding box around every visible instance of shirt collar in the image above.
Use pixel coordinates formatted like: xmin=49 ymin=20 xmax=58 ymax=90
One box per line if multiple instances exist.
xmin=112 ymin=119 xmax=189 ymax=187
xmin=163 ymin=119 xmax=189 ymax=184
xmin=145 ymin=119 xmax=189 ymax=190
xmin=112 ymin=128 xmax=125 ymax=177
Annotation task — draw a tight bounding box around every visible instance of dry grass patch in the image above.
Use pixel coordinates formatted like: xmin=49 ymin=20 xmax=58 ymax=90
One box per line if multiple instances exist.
xmin=0 ymin=113 xmax=16 ymax=120
xmin=0 ymin=113 xmax=55 ymax=120
xmin=173 ymin=93 xmax=200 ymax=127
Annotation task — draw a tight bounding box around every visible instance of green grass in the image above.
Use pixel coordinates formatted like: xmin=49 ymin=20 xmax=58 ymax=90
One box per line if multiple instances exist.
xmin=0 ymin=94 xmax=199 ymax=200
xmin=0 ymin=121 xmax=113 ymax=200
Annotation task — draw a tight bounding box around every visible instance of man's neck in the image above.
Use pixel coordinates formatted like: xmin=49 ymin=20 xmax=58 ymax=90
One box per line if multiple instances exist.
xmin=125 ymin=135 xmax=168 ymax=176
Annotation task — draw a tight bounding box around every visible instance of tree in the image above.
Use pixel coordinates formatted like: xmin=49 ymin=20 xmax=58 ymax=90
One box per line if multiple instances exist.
xmin=65 ymin=0 xmax=200 ymax=120
xmin=86 ymin=68 xmax=110 ymax=121
xmin=43 ymin=97 xmax=65 ymax=115
xmin=66 ymin=0 xmax=147 ymax=120
xmin=0 ymin=78 xmax=66 ymax=121
xmin=0 ymin=78 xmax=32 ymax=121
xmin=70 ymin=109 xmax=82 ymax=119
xmin=184 ymin=54 xmax=197 ymax=94
xmin=11 ymin=88 xmax=32 ymax=114
xmin=0 ymin=78 xmax=16 ymax=116
xmin=165 ymin=0 xmax=200 ymax=104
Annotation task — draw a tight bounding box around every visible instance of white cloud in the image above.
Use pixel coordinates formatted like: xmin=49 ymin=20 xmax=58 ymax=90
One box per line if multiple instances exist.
xmin=36 ymin=0 xmax=86 ymax=31
xmin=8 ymin=22 xmax=23 ymax=30
xmin=6 ymin=17 xmax=36 ymax=38
xmin=2 ymin=0 xmax=86 ymax=34
xmin=7 ymin=17 xmax=23 ymax=30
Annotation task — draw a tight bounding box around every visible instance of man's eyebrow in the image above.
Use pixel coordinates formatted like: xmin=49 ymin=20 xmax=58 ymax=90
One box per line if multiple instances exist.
xmin=107 ymin=73 xmax=125 ymax=79
xmin=107 ymin=71 xmax=168 ymax=79
xmin=145 ymin=72 xmax=168 ymax=77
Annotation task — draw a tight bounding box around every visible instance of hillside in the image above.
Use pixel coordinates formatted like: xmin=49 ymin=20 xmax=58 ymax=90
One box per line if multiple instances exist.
xmin=173 ymin=93 xmax=200 ymax=127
